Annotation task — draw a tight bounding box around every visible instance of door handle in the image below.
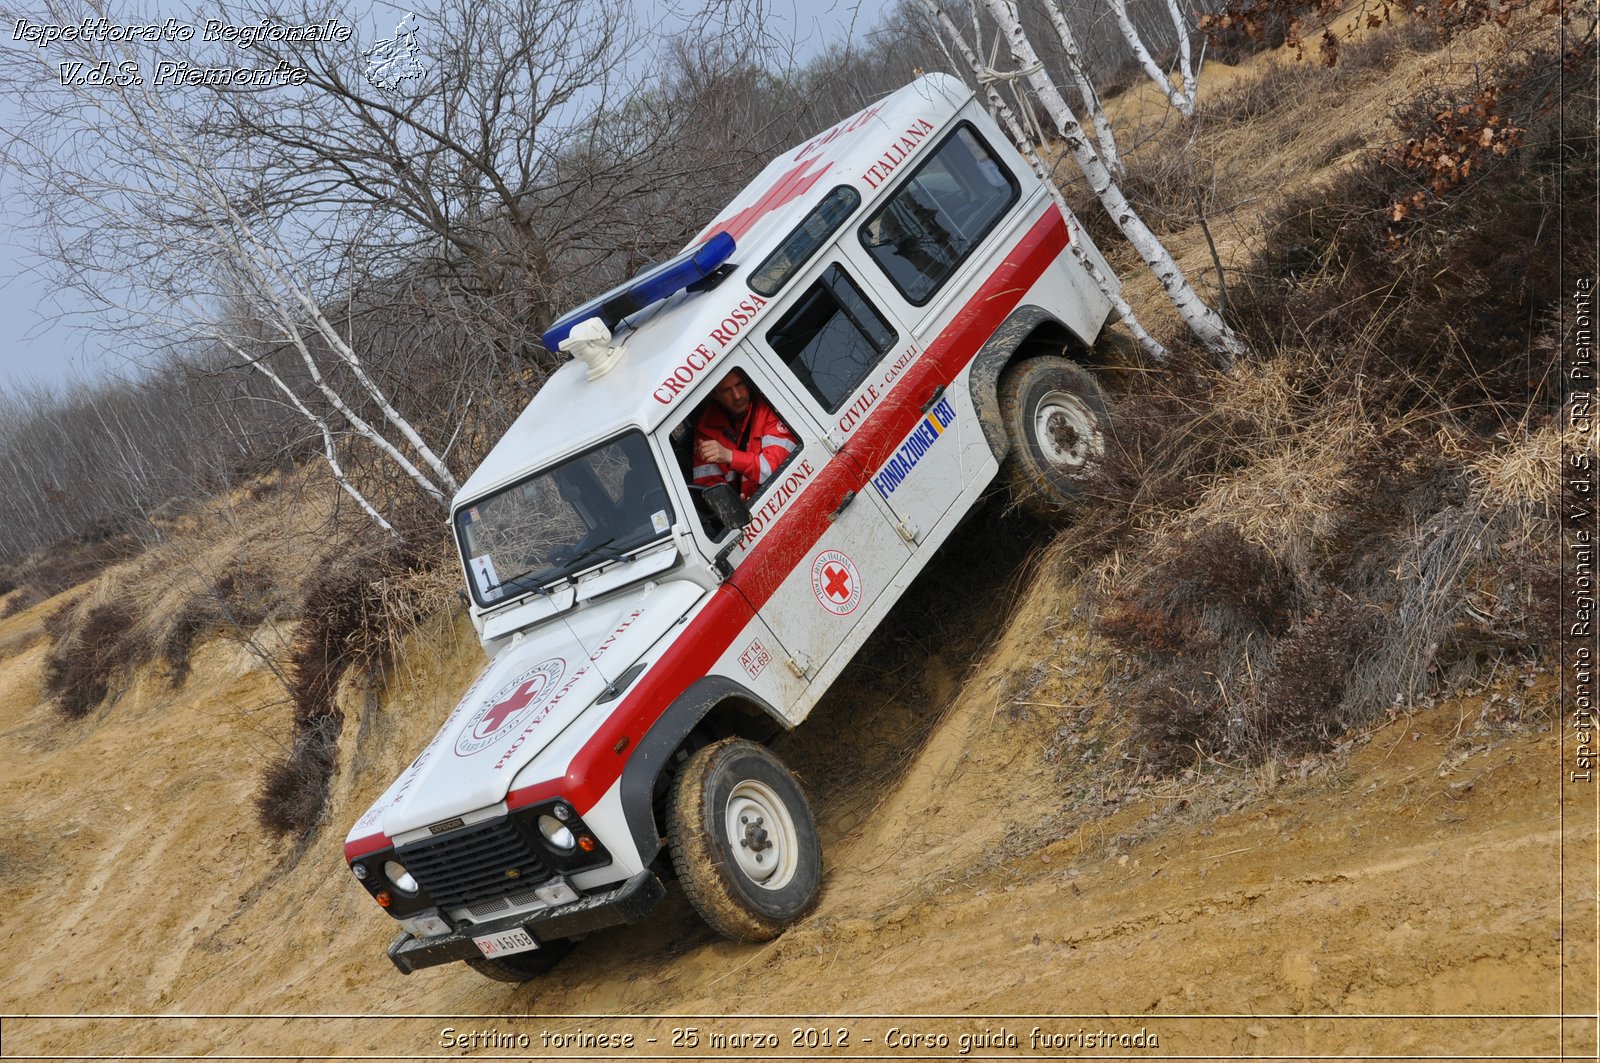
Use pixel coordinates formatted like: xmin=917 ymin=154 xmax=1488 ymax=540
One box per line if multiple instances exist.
xmin=920 ymin=384 xmax=946 ymax=413
xmin=829 ymin=491 xmax=856 ymax=523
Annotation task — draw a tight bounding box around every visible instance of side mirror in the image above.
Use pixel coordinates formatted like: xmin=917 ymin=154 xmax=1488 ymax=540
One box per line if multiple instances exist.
xmin=703 ymin=482 xmax=752 ymax=532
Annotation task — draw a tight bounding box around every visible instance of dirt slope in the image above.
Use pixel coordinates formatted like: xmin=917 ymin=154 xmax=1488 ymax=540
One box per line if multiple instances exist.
xmin=0 ymin=531 xmax=1592 ymax=1059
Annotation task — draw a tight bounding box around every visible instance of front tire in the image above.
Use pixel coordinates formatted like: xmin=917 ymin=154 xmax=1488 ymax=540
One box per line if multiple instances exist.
xmin=667 ymin=738 xmax=822 ymax=941
xmin=998 ymin=355 xmax=1110 ymax=517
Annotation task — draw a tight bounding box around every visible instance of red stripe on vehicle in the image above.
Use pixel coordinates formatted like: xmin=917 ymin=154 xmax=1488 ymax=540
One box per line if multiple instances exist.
xmin=519 ymin=206 xmax=1071 ymax=817
xmin=345 ymin=832 xmax=391 ymax=861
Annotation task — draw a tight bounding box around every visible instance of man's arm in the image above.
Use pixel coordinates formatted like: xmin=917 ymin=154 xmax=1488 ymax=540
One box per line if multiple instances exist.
xmin=745 ymin=404 xmax=799 ymax=486
xmin=692 ymin=416 xmax=736 ymax=489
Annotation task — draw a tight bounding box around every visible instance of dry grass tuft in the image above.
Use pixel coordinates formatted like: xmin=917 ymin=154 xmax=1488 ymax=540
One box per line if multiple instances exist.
xmin=41 ymin=585 xmax=146 ymax=718
xmin=1 ymin=519 xmax=143 ymax=619
xmin=256 ymin=715 xmax=341 ymax=837
xmin=1469 ymin=422 xmax=1575 ymax=508
xmin=256 ymin=534 xmax=444 ymax=838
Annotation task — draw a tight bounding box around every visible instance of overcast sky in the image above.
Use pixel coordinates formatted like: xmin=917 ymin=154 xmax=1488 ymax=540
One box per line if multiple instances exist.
xmin=0 ymin=0 xmax=875 ymax=398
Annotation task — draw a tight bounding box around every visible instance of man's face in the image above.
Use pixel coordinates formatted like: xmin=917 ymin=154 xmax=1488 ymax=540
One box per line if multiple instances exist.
xmin=712 ymin=372 xmax=752 ymax=418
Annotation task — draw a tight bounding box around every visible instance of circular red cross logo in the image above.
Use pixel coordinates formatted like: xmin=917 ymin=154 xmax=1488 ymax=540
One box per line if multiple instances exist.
xmin=455 ymin=658 xmax=566 ymax=756
xmin=810 ymin=549 xmax=862 ymax=616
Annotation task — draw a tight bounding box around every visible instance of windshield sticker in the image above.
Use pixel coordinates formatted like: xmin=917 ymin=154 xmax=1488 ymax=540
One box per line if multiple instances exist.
xmin=871 ymin=396 xmax=957 ymax=498
xmin=652 ymin=510 xmax=670 ymax=534
xmin=469 ymin=554 xmax=503 ymax=603
xmin=455 ymin=658 xmax=566 ymax=757
xmin=811 ymin=549 xmax=862 ymax=616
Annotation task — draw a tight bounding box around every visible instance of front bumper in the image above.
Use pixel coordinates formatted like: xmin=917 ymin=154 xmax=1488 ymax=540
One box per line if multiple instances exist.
xmin=387 ymin=869 xmax=666 ymax=974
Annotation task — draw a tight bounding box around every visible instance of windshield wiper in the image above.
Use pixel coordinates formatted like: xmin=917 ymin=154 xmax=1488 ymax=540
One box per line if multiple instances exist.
xmin=563 ymin=537 xmax=628 ymax=570
xmin=487 ymin=537 xmax=632 ymax=603
xmin=492 ymin=566 xmax=566 ymax=597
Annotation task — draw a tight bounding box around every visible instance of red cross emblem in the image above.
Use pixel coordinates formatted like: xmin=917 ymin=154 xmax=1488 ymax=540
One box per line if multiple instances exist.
xmin=703 ymin=157 xmax=833 ymax=243
xmin=810 ymin=549 xmax=862 ymax=615
xmin=456 ymin=658 xmax=567 ymax=757
xmin=480 ymin=676 xmax=545 ymax=732
xmin=823 ymin=564 xmax=851 ymax=601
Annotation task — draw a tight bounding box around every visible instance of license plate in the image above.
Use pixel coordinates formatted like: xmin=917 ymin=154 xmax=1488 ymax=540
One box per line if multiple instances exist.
xmin=473 ymin=926 xmax=539 ymax=958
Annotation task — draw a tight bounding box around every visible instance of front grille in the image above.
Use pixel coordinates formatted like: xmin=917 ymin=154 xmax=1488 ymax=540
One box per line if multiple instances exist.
xmin=397 ymin=816 xmax=553 ymax=909
xmin=463 ymin=883 xmax=549 ymax=921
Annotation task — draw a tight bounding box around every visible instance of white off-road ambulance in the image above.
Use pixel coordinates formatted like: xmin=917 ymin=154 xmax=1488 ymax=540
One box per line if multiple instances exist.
xmin=344 ymin=73 xmax=1121 ymax=982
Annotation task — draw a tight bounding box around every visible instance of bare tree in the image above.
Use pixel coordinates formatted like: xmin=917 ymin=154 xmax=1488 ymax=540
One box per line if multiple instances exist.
xmin=931 ymin=0 xmax=1245 ymax=362
xmin=1 ymin=0 xmax=766 ymax=533
xmin=1042 ymin=0 xmax=1126 ymax=174
xmin=922 ymin=1 xmax=1166 ymax=359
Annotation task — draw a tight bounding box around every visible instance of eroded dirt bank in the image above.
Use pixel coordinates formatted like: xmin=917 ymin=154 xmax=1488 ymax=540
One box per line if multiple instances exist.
xmin=0 ymin=548 xmax=1592 ymax=1060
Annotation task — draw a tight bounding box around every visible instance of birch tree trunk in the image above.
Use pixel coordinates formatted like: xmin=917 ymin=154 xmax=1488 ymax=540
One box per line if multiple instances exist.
xmin=1107 ymin=0 xmax=1199 ymax=118
xmin=981 ymin=0 xmax=1246 ymax=365
xmin=227 ymin=345 xmax=400 ymax=537
xmin=1166 ymin=0 xmax=1200 ymax=100
xmin=1041 ymin=0 xmax=1126 ymax=177
xmin=921 ymin=0 xmax=1168 ymax=362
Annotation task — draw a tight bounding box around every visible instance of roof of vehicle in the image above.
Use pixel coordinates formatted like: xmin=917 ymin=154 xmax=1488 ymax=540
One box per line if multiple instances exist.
xmin=454 ymin=72 xmax=976 ymax=509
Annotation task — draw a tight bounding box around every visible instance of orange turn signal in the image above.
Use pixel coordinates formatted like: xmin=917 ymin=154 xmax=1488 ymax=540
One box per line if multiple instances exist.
xmin=578 ymin=835 xmax=597 ymax=853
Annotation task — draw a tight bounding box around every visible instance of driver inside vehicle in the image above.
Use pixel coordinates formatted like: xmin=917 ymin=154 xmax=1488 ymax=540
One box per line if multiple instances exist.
xmin=691 ymin=369 xmax=799 ymax=501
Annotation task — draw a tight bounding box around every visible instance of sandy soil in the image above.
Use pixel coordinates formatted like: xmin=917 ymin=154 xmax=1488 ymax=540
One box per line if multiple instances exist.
xmin=0 ymin=540 xmax=1593 ymax=1061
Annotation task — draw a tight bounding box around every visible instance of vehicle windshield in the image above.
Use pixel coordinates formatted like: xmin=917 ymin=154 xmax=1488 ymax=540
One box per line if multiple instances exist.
xmin=455 ymin=431 xmax=676 ymax=607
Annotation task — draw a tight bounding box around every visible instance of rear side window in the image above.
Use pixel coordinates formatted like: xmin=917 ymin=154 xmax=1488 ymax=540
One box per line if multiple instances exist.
xmin=749 ymin=185 xmax=861 ymax=297
xmin=859 ymin=125 xmax=1018 ymax=306
xmin=765 ymin=265 xmax=897 ymax=413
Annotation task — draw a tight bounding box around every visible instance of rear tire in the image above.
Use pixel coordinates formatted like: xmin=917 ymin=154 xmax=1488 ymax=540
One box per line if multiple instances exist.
xmin=998 ymin=356 xmax=1110 ymax=517
xmin=463 ymin=938 xmax=574 ymax=983
xmin=668 ymin=738 xmax=822 ymax=941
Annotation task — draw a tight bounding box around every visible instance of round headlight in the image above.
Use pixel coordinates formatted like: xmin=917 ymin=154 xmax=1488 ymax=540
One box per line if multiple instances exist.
xmin=351 ymin=863 xmax=368 ymax=881
xmin=538 ymin=814 xmax=576 ymax=851
xmin=383 ymin=859 xmax=419 ymax=894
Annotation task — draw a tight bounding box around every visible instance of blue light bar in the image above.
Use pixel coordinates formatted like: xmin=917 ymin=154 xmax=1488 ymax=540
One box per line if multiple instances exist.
xmin=541 ymin=231 xmax=737 ymax=353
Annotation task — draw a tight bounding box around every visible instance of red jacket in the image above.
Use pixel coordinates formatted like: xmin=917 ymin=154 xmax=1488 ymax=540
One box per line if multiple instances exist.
xmin=692 ymin=399 xmax=799 ymax=499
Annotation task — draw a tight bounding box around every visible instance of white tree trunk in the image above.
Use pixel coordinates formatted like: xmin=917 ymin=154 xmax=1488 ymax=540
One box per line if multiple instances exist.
xmin=1041 ymin=0 xmax=1125 ymax=177
xmin=921 ymin=0 xmax=1168 ymax=362
xmin=982 ymin=0 xmax=1245 ymax=364
xmin=223 ymin=341 xmax=400 ymax=537
xmin=116 ymin=62 xmax=460 ymax=505
xmin=1107 ymin=0 xmax=1198 ymax=118
xmin=1166 ymin=0 xmax=1199 ymax=99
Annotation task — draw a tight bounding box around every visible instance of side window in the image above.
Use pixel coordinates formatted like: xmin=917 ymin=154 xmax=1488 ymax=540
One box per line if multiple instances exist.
xmin=859 ymin=125 xmax=1019 ymax=306
xmin=765 ymin=265 xmax=897 ymax=413
xmin=669 ymin=367 xmax=804 ymax=539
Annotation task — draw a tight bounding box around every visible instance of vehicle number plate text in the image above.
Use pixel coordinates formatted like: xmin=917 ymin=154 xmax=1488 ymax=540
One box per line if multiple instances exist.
xmin=473 ymin=926 xmax=539 ymax=958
